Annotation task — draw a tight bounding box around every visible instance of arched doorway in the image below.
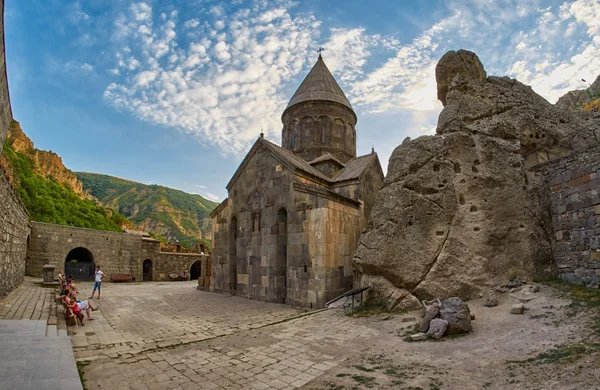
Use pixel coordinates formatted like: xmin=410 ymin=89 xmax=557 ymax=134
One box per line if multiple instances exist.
xmin=64 ymin=247 xmax=95 ymax=281
xmin=143 ymin=259 xmax=153 ymax=281
xmin=190 ymin=261 xmax=201 ymax=280
xmin=276 ymin=208 xmax=288 ymax=301
xmin=229 ymin=216 xmax=238 ymax=292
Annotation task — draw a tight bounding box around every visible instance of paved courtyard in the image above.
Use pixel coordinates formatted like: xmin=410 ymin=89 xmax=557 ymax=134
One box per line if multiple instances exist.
xmin=2 ymin=279 xmax=599 ymax=389
xmin=66 ymin=281 xmax=382 ymax=389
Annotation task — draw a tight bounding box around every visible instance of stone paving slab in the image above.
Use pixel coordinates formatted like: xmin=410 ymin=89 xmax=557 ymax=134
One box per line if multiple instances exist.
xmin=67 ymin=280 xmax=304 ymax=360
xmin=0 ymin=320 xmax=82 ymax=390
xmin=0 ymin=277 xmax=55 ymax=322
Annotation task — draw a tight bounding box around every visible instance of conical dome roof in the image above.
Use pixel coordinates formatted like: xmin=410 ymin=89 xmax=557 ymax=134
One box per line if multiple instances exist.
xmin=285 ymin=56 xmax=353 ymax=111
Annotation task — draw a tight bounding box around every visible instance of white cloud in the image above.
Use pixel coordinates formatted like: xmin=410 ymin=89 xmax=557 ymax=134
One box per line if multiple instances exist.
xmin=81 ymin=63 xmax=94 ymax=72
xmin=183 ymin=19 xmax=200 ymax=29
xmin=101 ymin=0 xmax=599 ymax=161
xmin=204 ymin=192 xmax=220 ymax=201
xmin=69 ymin=1 xmax=90 ymax=24
xmin=105 ymin=1 xmax=320 ymax=156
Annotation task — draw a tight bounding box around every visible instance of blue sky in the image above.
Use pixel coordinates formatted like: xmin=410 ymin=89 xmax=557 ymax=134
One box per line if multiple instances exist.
xmin=5 ymin=0 xmax=600 ymax=202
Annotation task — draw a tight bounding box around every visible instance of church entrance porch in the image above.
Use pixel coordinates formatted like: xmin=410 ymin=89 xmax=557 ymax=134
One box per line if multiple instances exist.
xmin=143 ymin=259 xmax=152 ymax=281
xmin=64 ymin=247 xmax=95 ymax=281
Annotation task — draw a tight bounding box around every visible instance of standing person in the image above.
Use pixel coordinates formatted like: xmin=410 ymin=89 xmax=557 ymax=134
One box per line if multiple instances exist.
xmin=89 ymin=265 xmax=105 ymax=299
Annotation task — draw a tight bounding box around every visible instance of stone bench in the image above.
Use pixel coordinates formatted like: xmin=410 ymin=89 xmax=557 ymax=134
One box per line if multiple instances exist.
xmin=169 ymin=274 xmax=187 ymax=281
xmin=110 ymin=274 xmax=134 ymax=282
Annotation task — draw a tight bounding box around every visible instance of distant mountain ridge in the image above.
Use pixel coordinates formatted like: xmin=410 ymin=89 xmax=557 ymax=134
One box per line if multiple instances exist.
xmin=1 ymin=120 xmax=130 ymax=231
xmin=2 ymin=119 xmax=217 ymax=248
xmin=76 ymin=172 xmax=217 ymax=249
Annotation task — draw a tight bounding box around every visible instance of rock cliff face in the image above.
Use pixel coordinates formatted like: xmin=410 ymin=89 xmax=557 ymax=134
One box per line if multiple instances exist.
xmin=3 ymin=120 xmax=91 ymax=199
xmin=354 ymin=50 xmax=593 ymax=310
xmin=555 ymin=73 xmax=600 ymax=112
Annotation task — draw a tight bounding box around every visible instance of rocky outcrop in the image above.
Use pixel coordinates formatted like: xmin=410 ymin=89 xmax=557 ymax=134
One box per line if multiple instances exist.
xmin=555 ymin=74 xmax=600 ymax=112
xmin=4 ymin=120 xmax=91 ymax=199
xmin=353 ymin=50 xmax=592 ymax=310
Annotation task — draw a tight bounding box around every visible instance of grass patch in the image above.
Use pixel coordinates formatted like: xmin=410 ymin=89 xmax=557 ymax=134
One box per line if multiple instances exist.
xmin=346 ymin=304 xmax=390 ymax=317
xmin=351 ymin=375 xmax=377 ymax=388
xmin=512 ymin=280 xmax=600 ymax=365
xmin=354 ymin=365 xmax=377 ymax=372
xmin=76 ymin=360 xmax=90 ymax=390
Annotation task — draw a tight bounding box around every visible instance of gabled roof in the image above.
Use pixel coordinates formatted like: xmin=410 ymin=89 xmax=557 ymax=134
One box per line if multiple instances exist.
xmin=226 ymin=137 xmax=331 ymax=190
xmin=332 ymin=153 xmax=382 ymax=183
xmin=308 ymin=152 xmax=346 ymax=167
xmin=285 ymin=56 xmax=353 ymax=112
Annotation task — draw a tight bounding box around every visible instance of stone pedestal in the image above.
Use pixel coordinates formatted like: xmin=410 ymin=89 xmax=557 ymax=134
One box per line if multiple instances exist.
xmin=42 ymin=264 xmax=59 ymax=286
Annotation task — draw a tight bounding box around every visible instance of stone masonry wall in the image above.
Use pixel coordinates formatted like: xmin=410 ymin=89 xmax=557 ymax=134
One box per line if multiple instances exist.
xmin=0 ymin=0 xmax=29 ymax=299
xmin=0 ymin=167 xmax=29 ymax=299
xmin=141 ymin=239 xmax=209 ymax=282
xmin=535 ymin=145 xmax=600 ymax=283
xmin=28 ymin=222 xmax=143 ymax=280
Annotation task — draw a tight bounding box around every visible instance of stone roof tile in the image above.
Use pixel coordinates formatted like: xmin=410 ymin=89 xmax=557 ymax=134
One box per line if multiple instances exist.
xmin=285 ymin=56 xmax=353 ymax=111
xmin=332 ymin=153 xmax=377 ymax=182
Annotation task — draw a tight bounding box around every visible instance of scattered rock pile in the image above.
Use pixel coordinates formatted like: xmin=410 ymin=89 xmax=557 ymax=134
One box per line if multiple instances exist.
xmin=411 ymin=297 xmax=472 ymax=341
xmin=354 ymin=49 xmax=595 ymax=311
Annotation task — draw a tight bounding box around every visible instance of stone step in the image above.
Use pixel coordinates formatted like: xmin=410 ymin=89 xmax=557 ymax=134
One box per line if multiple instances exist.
xmin=58 ymin=328 xmax=69 ymax=339
xmin=46 ymin=324 xmax=58 ymax=338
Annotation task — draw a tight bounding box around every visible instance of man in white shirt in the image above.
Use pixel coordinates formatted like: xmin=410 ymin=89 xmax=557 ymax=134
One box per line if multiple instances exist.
xmin=89 ymin=265 xmax=105 ymax=299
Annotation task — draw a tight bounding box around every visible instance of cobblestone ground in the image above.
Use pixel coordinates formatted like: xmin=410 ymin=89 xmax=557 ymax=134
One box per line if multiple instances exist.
xmin=75 ymin=282 xmax=381 ymax=390
xmin=0 ymin=277 xmax=55 ymax=321
xmin=67 ymin=281 xmax=304 ymax=361
xmin=4 ymin=280 xmax=597 ymax=389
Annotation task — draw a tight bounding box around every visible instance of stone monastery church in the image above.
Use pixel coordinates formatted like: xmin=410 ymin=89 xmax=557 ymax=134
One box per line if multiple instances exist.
xmin=210 ymin=54 xmax=384 ymax=308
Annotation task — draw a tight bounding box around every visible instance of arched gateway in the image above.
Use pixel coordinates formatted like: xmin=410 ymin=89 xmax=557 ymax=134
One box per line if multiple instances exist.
xmin=143 ymin=259 xmax=153 ymax=281
xmin=64 ymin=247 xmax=95 ymax=281
xmin=190 ymin=261 xmax=201 ymax=280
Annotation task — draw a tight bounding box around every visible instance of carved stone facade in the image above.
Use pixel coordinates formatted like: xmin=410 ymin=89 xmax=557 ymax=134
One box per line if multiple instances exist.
xmin=210 ymin=56 xmax=384 ymax=308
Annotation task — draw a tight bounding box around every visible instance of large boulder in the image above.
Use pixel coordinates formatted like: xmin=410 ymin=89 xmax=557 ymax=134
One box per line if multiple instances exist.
xmin=439 ymin=298 xmax=471 ymax=334
xmin=353 ymin=50 xmax=592 ymax=309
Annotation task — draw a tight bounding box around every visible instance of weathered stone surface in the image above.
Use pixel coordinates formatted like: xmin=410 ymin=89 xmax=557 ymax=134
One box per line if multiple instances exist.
xmin=361 ymin=275 xmax=422 ymax=312
xmin=353 ymin=50 xmax=583 ymax=308
xmin=411 ymin=332 xmax=428 ymax=341
xmin=511 ymin=304 xmax=525 ymax=314
xmin=419 ymin=301 xmax=440 ymax=333
xmin=436 ymin=51 xmax=593 ymax=168
xmin=439 ymin=297 xmax=472 ymax=334
xmin=436 ymin=50 xmax=486 ymax=106
xmin=483 ymin=289 xmax=498 ymax=307
xmin=426 ymin=318 xmax=448 ymax=339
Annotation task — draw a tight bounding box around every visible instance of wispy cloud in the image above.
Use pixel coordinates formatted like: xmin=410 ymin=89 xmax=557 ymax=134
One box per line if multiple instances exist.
xmin=104 ymin=1 xmax=320 ymax=157
xmin=68 ymin=1 xmax=91 ymax=24
xmin=100 ymin=0 xmax=599 ymax=160
xmin=204 ymin=192 xmax=219 ymax=201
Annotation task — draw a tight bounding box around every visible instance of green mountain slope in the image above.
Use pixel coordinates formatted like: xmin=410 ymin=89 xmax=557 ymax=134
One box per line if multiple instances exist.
xmin=1 ymin=123 xmax=130 ymax=231
xmin=76 ymin=172 xmax=218 ymax=249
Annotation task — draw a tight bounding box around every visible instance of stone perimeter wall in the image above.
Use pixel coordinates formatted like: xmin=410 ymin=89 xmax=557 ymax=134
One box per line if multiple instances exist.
xmin=535 ymin=145 xmax=600 ymax=283
xmin=0 ymin=0 xmax=30 ymax=299
xmin=28 ymin=222 xmax=209 ymax=283
xmin=0 ymin=167 xmax=29 ymax=299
